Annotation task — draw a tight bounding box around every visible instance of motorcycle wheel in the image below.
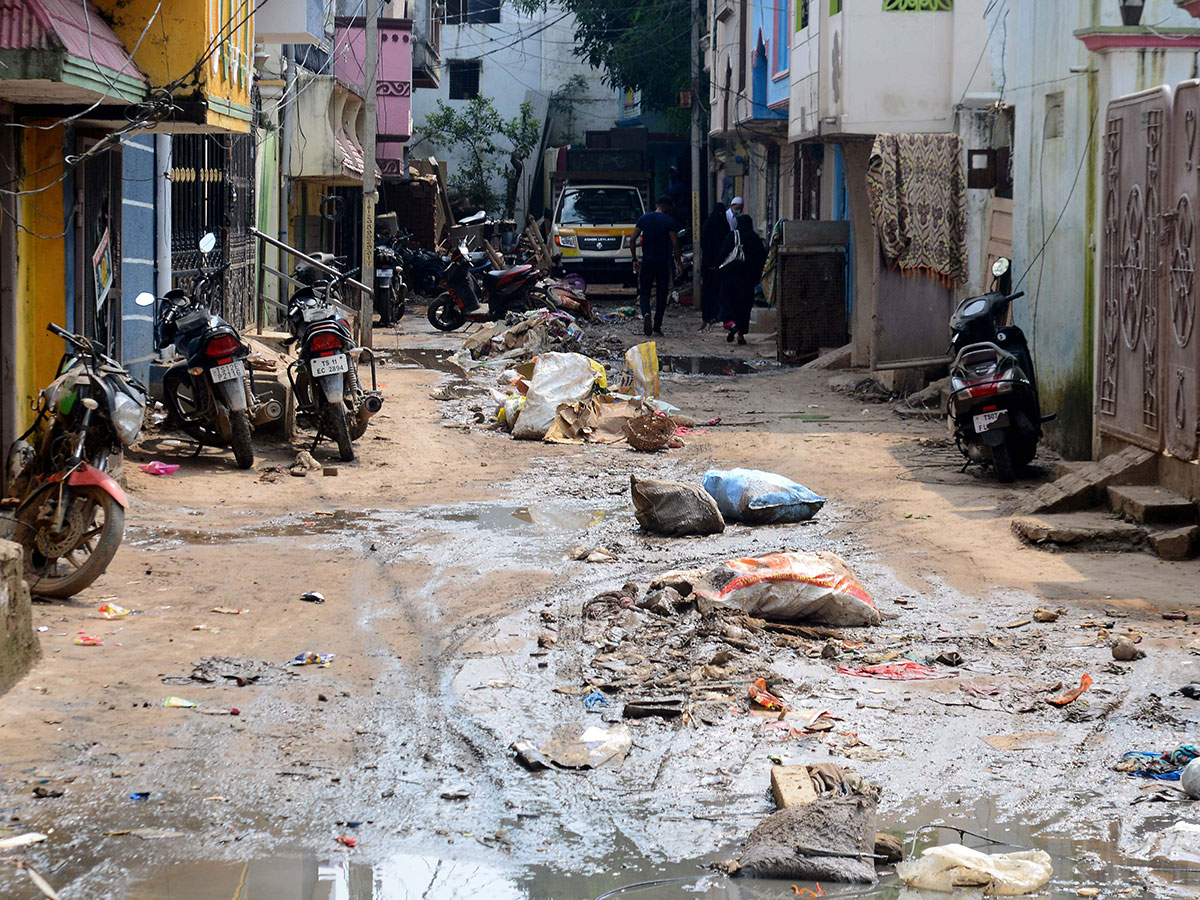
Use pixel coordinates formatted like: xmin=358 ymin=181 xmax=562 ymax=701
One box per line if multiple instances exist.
xmin=427 ymin=293 xmax=465 ymax=331
xmin=991 ymin=440 xmax=1017 ymax=484
xmin=326 ymin=403 xmax=355 ymax=462
xmin=17 ymin=484 xmax=125 ymax=599
xmin=229 ymin=408 xmax=254 ymax=470
xmin=163 ymin=366 xmax=225 ymax=447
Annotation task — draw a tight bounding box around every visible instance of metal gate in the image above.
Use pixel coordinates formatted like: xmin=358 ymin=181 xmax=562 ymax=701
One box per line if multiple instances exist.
xmin=77 ymin=145 xmax=122 ymax=356
xmin=1100 ymin=86 xmax=1171 ymax=453
xmin=170 ymin=131 xmax=256 ymax=328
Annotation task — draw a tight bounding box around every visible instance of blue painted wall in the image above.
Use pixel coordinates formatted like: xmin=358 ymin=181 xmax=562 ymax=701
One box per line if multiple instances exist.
xmin=751 ymin=0 xmax=789 ymax=112
xmin=120 ymin=135 xmax=157 ymax=384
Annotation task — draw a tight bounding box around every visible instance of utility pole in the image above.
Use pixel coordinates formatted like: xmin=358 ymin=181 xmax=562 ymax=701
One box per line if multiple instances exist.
xmin=690 ymin=0 xmax=702 ymax=310
xmin=360 ymin=0 xmax=380 ymax=348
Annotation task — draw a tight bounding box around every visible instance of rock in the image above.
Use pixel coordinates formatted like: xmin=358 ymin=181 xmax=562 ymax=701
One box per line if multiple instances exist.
xmin=820 ymin=639 xmax=842 ymax=659
xmin=1149 ymin=525 xmax=1200 ymax=560
xmin=1111 ymin=637 xmax=1145 ymax=661
xmin=875 ymin=832 xmax=904 ymax=864
xmin=637 ymin=587 xmax=683 ymax=617
xmin=1033 ymin=607 xmax=1062 ymax=622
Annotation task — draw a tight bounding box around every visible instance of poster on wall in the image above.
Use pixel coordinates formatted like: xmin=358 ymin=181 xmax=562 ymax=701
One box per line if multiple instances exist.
xmin=92 ymin=227 xmax=113 ymax=310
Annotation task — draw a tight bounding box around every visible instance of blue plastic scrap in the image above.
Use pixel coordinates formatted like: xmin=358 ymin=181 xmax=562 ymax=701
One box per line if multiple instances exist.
xmin=583 ymin=690 xmax=610 ymax=710
xmin=702 ymin=468 xmax=826 ymax=525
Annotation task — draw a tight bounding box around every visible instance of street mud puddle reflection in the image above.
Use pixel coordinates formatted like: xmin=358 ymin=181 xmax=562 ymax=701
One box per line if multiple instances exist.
xmin=658 ymin=355 xmax=780 ymax=376
xmin=424 ymin=502 xmax=616 ymax=533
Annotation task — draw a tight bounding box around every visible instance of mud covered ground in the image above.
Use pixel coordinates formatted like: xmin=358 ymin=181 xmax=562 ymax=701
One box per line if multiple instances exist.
xmin=3 ymin=301 xmax=1200 ymax=899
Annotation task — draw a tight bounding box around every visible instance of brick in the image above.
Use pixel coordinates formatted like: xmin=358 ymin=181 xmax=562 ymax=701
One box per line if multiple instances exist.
xmin=771 ymin=765 xmax=820 ymax=809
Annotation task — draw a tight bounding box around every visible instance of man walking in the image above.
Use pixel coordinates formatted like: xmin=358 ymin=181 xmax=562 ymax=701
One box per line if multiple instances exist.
xmin=631 ymin=197 xmax=683 ymax=336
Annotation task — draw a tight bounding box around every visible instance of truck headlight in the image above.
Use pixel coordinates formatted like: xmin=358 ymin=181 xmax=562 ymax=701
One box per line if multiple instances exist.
xmin=622 ymin=235 xmax=631 ymax=249
xmin=111 ymin=391 xmax=145 ymax=445
xmin=555 ymin=234 xmax=578 ymax=249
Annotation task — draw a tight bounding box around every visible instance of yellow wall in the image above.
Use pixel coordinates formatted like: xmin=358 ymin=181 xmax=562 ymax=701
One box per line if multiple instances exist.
xmin=15 ymin=127 xmax=67 ymax=429
xmin=98 ymin=0 xmax=253 ymax=133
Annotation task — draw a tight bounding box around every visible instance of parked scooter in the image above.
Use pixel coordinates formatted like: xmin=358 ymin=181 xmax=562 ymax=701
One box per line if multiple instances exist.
xmin=285 ymin=259 xmax=383 ymax=462
xmin=426 ymin=240 xmax=555 ymax=332
xmin=393 ymin=232 xmax=447 ymax=298
xmin=374 ymin=242 xmax=406 ymax=327
xmin=135 ymin=233 xmax=268 ymax=469
xmin=947 ymin=257 xmax=1053 ymax=482
xmin=4 ymin=323 xmax=146 ymax=597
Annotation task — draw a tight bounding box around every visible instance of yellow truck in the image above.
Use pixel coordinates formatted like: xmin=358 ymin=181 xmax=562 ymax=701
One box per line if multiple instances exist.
xmin=550 ymin=167 xmax=650 ymax=287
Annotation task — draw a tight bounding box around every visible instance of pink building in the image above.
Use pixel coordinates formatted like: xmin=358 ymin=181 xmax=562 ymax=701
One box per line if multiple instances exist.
xmin=333 ymin=16 xmax=413 ymax=177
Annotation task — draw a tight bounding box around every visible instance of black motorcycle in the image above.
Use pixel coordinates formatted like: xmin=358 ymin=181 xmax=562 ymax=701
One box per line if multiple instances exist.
xmin=393 ymin=232 xmax=446 ymax=298
xmin=135 ymin=234 xmax=270 ymax=469
xmin=285 ymin=260 xmax=383 ymax=462
xmin=374 ymin=242 xmax=406 ymax=327
xmin=5 ymin=323 xmax=146 ymax=597
xmin=947 ymin=258 xmax=1053 ymax=482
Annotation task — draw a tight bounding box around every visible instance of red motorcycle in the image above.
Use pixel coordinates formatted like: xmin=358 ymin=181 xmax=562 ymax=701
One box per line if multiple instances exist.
xmin=426 ymin=241 xmax=555 ymax=332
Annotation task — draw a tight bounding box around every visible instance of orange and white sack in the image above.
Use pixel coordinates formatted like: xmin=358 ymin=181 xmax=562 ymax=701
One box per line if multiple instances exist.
xmin=692 ymin=551 xmax=879 ymax=626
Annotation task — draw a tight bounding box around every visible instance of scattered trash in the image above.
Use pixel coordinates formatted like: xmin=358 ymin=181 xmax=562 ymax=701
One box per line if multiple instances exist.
xmin=1112 ymin=637 xmax=1145 ymax=661
xmin=211 ymin=607 xmax=248 ymax=615
xmin=933 ymin=651 xmax=964 ymax=667
xmin=162 ymin=697 xmax=197 ymax=708
xmin=617 ymin=341 xmax=660 ymax=398
xmin=19 ymin=863 xmax=64 ymax=900
xmin=510 ymin=740 xmax=552 ymax=771
xmin=295 ymin=450 xmax=322 ymax=470
xmin=837 ymin=661 xmax=957 ymax=681
xmin=1032 ymin=607 xmax=1063 ymax=622
xmin=0 ymin=833 xmax=47 ymax=850
xmin=1180 ymin=684 xmax=1200 ymax=699
xmin=512 ymin=352 xmax=602 ymax=440
xmin=335 ymin=836 xmax=357 ymax=848
xmin=623 ymin=696 xmax=685 ymax=719
xmin=289 ymin=652 xmax=335 ymax=667
xmin=582 ymin=690 xmax=610 ymax=710
xmin=300 ymin=591 xmax=326 ymax=604
xmin=1004 ymin=618 xmax=1031 ymax=629
xmin=630 ymin=475 xmax=725 ymax=536
xmin=702 ymin=469 xmax=826 ymax=524
xmin=74 ymin=633 xmax=103 ymax=646
xmin=1116 ymin=744 xmax=1200 ymax=780
xmin=692 ymin=552 xmax=879 ymax=626
xmin=139 ymin=461 xmax=180 ymax=476
xmin=32 ymin=786 xmax=63 ymax=799
xmin=322 ymin=467 xmax=338 ymax=477
xmin=1046 ymin=673 xmax=1092 ymax=706
xmin=896 ymin=844 xmax=1053 ymax=895
xmin=569 ymin=545 xmax=617 ymax=563
xmin=748 ymin=678 xmax=790 ymax=711
xmin=128 ymin=792 xmax=151 ymax=801
xmin=1134 ymin=821 xmax=1200 ymax=865
xmin=97 ymin=602 xmax=130 ymax=619
xmin=623 ymin=411 xmax=677 ymax=452
xmin=525 ymin=723 xmax=633 ymax=770
xmin=1163 ymin=611 xmax=1189 ymax=621
xmin=173 ymin=656 xmax=291 ymax=687
xmin=440 ymin=789 xmax=470 ymax=801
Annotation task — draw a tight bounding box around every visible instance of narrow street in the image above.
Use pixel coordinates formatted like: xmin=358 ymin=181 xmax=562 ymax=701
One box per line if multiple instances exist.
xmin=2 ymin=303 xmax=1199 ymax=899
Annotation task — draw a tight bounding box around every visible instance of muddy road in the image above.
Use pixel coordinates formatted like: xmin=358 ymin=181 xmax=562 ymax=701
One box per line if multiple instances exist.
xmin=2 ymin=306 xmax=1200 ymax=899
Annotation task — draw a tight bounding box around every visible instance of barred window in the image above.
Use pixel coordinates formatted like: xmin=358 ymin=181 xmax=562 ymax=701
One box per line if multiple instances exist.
xmin=883 ymin=0 xmax=953 ymax=9
xmin=448 ymin=59 xmax=481 ymax=99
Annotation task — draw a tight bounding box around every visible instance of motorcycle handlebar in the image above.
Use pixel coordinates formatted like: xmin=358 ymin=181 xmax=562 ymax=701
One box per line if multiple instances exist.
xmin=1008 ymin=291 xmax=1025 ymax=302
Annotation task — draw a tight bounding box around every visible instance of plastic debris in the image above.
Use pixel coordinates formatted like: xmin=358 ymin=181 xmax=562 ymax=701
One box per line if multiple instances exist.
xmin=289 ymin=652 xmax=335 ymax=667
xmin=0 ymin=833 xmax=48 ymax=850
xmin=837 ymin=661 xmax=958 ymax=681
xmin=527 ymin=724 xmax=633 ymax=770
xmin=74 ymin=633 xmax=103 ymax=646
xmin=1045 ymin=673 xmax=1092 ymax=706
xmin=616 ymin=341 xmax=660 ymax=398
xmin=129 ymin=792 xmax=151 ymax=801
xmin=1115 ymin=744 xmax=1200 ymax=780
xmin=896 ymin=844 xmax=1053 ymax=895
xmin=139 ymin=461 xmax=180 ymax=476
xmin=97 ymin=602 xmax=130 ymax=619
xmin=162 ymin=697 xmax=197 ymax=708
xmin=511 ymin=740 xmax=552 ymax=771
xmin=335 ymin=836 xmax=357 ymax=848
xmin=702 ymin=469 xmax=827 ymax=524
xmin=748 ymin=678 xmax=790 ymax=711
xmin=299 ymin=592 xmax=326 ymax=604
xmin=582 ymin=690 xmax=610 ymax=710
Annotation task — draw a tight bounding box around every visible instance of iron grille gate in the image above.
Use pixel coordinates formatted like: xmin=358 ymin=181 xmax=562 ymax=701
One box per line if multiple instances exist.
xmin=77 ymin=145 xmax=122 ymax=356
xmin=170 ymin=131 xmax=256 ymax=329
xmin=1101 ymin=83 xmax=1200 ymax=459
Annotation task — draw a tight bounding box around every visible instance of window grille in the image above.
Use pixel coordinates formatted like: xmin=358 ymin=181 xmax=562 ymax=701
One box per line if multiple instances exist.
xmin=883 ymin=0 xmax=953 ymax=9
xmin=448 ymin=58 xmax=481 ymax=98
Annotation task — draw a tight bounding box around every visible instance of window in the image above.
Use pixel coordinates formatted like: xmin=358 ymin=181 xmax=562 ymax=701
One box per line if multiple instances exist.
xmin=796 ymin=0 xmax=809 ymax=31
xmin=442 ymin=0 xmax=500 ymax=25
xmin=774 ymin=0 xmax=789 ymax=75
xmin=448 ymin=59 xmax=481 ymax=99
xmin=882 ymin=0 xmax=952 ymax=8
xmin=556 ymin=188 xmax=644 ymax=226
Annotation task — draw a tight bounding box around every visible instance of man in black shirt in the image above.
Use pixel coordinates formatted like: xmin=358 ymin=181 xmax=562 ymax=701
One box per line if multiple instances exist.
xmin=631 ymin=198 xmax=683 ymax=336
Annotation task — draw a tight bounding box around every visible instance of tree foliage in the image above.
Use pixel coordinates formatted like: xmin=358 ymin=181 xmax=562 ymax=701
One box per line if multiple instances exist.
xmin=513 ymin=0 xmax=691 ymax=116
xmin=419 ymin=97 xmax=541 ymax=217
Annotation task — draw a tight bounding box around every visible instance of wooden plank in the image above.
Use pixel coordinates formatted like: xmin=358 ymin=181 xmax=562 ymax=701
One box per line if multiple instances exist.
xmin=481 ymin=239 xmax=505 ymax=269
xmin=771 ymin=765 xmax=819 ymax=808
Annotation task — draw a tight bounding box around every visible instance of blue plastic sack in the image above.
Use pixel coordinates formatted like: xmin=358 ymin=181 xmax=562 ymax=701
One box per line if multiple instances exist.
xmin=702 ymin=468 xmax=826 ymax=524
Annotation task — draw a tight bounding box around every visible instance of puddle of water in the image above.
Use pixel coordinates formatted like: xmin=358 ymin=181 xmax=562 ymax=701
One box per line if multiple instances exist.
xmin=128 ymin=509 xmax=382 ymax=546
xmin=657 ymin=355 xmax=780 ymax=377
xmin=379 ymin=349 xmax=465 ymax=374
xmin=425 ymin=503 xmax=612 ymax=533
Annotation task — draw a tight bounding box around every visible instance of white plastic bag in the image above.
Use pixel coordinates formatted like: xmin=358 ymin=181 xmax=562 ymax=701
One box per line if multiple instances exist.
xmin=896 ymin=844 xmax=1053 ymax=895
xmin=512 ymin=352 xmax=600 ymax=440
xmin=616 ymin=341 xmax=660 ymax=398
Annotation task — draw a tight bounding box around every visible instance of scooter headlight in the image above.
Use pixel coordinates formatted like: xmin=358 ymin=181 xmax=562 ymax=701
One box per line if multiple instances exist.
xmin=112 ymin=390 xmax=146 ymax=445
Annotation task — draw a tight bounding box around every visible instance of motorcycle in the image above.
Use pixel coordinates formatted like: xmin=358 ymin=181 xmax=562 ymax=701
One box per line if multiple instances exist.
xmin=285 ymin=260 xmax=383 ymax=462
xmin=374 ymin=242 xmax=406 ymax=327
xmin=393 ymin=232 xmax=446 ymax=298
xmin=4 ymin=323 xmax=146 ymax=598
xmin=947 ymin=257 xmax=1053 ymax=482
xmin=426 ymin=240 xmax=556 ymax=332
xmin=134 ymin=233 xmax=269 ymax=469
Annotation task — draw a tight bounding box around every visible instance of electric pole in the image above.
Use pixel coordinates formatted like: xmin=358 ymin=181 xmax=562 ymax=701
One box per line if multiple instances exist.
xmin=360 ymin=0 xmax=380 ymax=348
xmin=690 ymin=0 xmax=702 ymax=310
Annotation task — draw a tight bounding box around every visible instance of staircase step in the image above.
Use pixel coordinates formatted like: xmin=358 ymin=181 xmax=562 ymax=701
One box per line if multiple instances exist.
xmin=1012 ymin=513 xmax=1146 ymax=551
xmin=1107 ymin=485 xmax=1198 ymax=526
xmin=1149 ymin=525 xmax=1200 ymax=560
xmin=1020 ymin=445 xmax=1156 ymax=515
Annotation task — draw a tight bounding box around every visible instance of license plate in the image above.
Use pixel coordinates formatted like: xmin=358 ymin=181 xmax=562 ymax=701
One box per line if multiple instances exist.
xmin=210 ymin=361 xmax=243 ymax=384
xmin=375 ymin=268 xmax=393 ymax=278
xmin=973 ymin=410 xmax=1008 ymax=433
xmin=310 ymin=354 xmax=349 ymax=377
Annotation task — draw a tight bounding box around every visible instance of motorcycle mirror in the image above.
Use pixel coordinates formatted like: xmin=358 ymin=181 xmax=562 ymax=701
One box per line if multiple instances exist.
xmin=991 ymin=257 xmax=1011 ymax=278
xmin=199 ymin=232 xmax=217 ymax=254
xmin=134 ymin=291 xmax=156 ymax=307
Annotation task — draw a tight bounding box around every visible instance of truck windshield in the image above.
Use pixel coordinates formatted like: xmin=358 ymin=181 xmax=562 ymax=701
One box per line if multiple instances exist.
xmin=558 ymin=188 xmax=643 ymax=225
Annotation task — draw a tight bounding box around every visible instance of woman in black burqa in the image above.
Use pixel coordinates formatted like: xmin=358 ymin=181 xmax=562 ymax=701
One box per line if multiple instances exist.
xmin=698 ymin=202 xmax=728 ymax=329
xmin=718 ymin=214 xmax=767 ymax=344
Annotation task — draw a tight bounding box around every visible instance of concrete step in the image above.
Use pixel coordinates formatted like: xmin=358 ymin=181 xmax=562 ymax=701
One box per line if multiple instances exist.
xmin=1149 ymin=525 xmax=1200 ymax=560
xmin=1012 ymin=512 xmax=1146 ymax=551
xmin=1108 ymin=484 xmax=1198 ymax=526
xmin=1019 ymin=445 xmax=1156 ymax=515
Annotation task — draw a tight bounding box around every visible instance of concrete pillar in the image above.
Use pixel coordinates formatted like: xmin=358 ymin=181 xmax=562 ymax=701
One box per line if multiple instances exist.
xmin=0 ymin=540 xmax=39 ymax=695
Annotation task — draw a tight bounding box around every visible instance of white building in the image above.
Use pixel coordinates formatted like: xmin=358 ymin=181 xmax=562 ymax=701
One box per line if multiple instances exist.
xmin=409 ymin=0 xmax=622 ymax=220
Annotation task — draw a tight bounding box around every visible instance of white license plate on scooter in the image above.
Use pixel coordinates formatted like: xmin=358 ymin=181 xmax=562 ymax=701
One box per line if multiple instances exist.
xmin=375 ymin=268 xmax=393 ymax=278
xmin=210 ymin=361 xmax=244 ymax=384
xmin=310 ymin=354 xmax=349 ymax=377
xmin=973 ymin=410 xmax=1009 ymax=433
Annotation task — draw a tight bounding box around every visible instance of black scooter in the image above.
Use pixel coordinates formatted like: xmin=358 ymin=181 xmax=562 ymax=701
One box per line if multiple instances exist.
xmin=947 ymin=258 xmax=1054 ymax=482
